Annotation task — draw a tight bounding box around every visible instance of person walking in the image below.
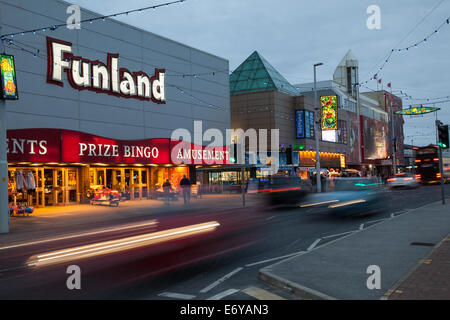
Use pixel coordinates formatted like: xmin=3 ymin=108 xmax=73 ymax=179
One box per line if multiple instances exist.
xmin=162 ymin=179 xmax=172 ymax=205
xmin=179 ymin=175 xmax=191 ymax=205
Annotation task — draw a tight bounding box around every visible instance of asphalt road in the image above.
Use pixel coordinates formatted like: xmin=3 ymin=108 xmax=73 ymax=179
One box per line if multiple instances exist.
xmin=122 ymin=184 xmax=450 ymax=301
xmin=0 ymin=184 xmax=449 ymax=300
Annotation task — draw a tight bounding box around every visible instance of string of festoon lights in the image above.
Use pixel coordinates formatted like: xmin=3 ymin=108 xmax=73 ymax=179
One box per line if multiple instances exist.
xmin=356 ymin=16 xmax=450 ymax=88
xmin=363 ymin=85 xmax=450 ymax=109
xmin=0 ymin=0 xmax=187 ymax=39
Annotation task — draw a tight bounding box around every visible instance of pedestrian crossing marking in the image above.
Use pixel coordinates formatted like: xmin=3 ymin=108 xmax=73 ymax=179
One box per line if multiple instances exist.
xmin=242 ymin=287 xmax=286 ymax=300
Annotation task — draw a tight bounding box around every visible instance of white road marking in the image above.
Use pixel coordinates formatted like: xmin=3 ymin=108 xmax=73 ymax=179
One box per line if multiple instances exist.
xmin=206 ymin=289 xmax=240 ymax=300
xmin=365 ymin=218 xmax=387 ymax=225
xmin=200 ymin=267 xmax=243 ymax=293
xmin=359 ymin=223 xmax=364 ymax=230
xmin=390 ymin=210 xmax=407 ymax=217
xmin=266 ymin=216 xmax=275 ymax=221
xmin=158 ymin=292 xmax=196 ymax=300
xmin=307 ymin=238 xmax=321 ymax=251
xmin=322 ymin=230 xmax=357 ymax=239
xmin=245 ymin=251 xmax=305 ymax=267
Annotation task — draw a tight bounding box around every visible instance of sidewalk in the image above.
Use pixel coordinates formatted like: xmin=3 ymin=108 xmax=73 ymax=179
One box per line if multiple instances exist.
xmin=259 ymin=200 xmax=450 ymax=300
xmin=388 ymin=233 xmax=450 ymax=300
xmin=0 ymin=193 xmax=252 ymax=247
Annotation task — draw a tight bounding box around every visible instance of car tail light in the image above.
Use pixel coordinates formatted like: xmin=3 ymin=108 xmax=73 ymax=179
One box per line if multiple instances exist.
xmin=387 ymin=178 xmax=397 ymax=182
xmin=434 ymin=158 xmax=439 ymax=162
xmin=415 ymin=174 xmax=421 ymax=180
xmin=437 ymin=173 xmax=442 ymax=179
xmin=415 ymin=159 xmax=421 ymax=163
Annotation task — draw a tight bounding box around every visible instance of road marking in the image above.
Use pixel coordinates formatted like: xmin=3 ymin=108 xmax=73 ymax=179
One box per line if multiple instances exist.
xmin=390 ymin=210 xmax=407 ymax=217
xmin=200 ymin=267 xmax=243 ymax=293
xmin=242 ymin=287 xmax=286 ymax=300
xmin=245 ymin=251 xmax=305 ymax=267
xmin=322 ymin=230 xmax=357 ymax=239
xmin=158 ymin=292 xmax=196 ymax=300
xmin=365 ymin=218 xmax=387 ymax=225
xmin=266 ymin=216 xmax=275 ymax=221
xmin=206 ymin=288 xmax=239 ymax=300
xmin=359 ymin=223 xmax=364 ymax=230
xmin=307 ymin=238 xmax=321 ymax=251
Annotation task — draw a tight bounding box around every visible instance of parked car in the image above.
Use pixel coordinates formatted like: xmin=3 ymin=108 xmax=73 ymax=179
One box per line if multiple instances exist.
xmin=387 ymin=173 xmax=420 ymax=189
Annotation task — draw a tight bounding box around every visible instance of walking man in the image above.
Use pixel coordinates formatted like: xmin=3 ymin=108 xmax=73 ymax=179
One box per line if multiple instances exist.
xmin=180 ymin=175 xmax=191 ymax=205
xmin=162 ymin=179 xmax=172 ymax=205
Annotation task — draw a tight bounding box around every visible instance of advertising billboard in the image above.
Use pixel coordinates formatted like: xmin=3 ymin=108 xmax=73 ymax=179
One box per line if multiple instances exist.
xmin=296 ymin=110 xmax=305 ymax=138
xmin=320 ymin=95 xmax=338 ymax=130
xmin=0 ymin=54 xmax=18 ymax=100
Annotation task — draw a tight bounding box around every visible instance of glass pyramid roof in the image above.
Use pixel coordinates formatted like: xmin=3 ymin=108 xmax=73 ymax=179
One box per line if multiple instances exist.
xmin=230 ymin=51 xmax=300 ymax=96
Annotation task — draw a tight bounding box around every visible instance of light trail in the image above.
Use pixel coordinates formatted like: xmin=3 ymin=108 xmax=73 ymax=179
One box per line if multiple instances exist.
xmin=27 ymin=221 xmax=220 ymax=267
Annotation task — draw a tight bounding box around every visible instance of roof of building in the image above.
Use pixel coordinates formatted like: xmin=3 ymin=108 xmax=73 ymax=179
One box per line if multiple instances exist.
xmin=230 ymin=51 xmax=300 ymax=96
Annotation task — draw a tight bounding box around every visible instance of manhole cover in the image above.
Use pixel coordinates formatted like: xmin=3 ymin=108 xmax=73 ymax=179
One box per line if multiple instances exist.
xmin=410 ymin=242 xmax=435 ymax=247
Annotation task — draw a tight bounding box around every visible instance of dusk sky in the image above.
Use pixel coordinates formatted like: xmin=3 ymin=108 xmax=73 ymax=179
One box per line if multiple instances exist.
xmin=70 ymin=0 xmax=450 ymax=146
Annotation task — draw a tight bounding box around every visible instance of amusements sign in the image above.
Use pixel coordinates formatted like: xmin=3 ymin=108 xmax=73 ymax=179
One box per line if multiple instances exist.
xmin=0 ymin=54 xmax=18 ymax=100
xmin=320 ymin=95 xmax=338 ymax=130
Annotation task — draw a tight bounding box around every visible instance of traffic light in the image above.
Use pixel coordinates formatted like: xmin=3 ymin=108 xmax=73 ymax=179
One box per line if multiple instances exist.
xmin=230 ymin=143 xmax=238 ymax=163
xmin=438 ymin=125 xmax=449 ymax=149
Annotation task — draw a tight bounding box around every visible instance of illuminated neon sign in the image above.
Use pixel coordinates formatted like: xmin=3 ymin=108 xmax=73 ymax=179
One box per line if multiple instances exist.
xmin=46 ymin=37 xmax=165 ymax=104
xmin=395 ymin=106 xmax=440 ymax=115
xmin=320 ymin=95 xmax=337 ymax=130
xmin=0 ymin=54 xmax=18 ymax=100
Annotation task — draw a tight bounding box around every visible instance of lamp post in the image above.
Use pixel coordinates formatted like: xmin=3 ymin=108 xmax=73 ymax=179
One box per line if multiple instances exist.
xmin=314 ymin=63 xmax=323 ymax=192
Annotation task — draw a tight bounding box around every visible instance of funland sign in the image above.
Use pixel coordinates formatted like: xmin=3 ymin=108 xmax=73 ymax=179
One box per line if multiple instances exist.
xmin=46 ymin=37 xmax=166 ymax=103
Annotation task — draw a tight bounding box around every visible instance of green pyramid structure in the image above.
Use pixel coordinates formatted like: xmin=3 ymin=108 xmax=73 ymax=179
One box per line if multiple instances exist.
xmin=230 ymin=51 xmax=300 ymax=96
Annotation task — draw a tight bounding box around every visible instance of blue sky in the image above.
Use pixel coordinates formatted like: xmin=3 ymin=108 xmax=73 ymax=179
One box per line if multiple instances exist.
xmin=70 ymin=0 xmax=450 ymax=146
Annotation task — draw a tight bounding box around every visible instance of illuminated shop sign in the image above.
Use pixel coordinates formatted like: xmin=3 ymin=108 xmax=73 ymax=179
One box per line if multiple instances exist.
xmin=340 ymin=154 xmax=346 ymax=168
xmin=320 ymin=95 xmax=338 ymax=130
xmin=46 ymin=37 xmax=165 ymax=104
xmin=295 ymin=110 xmax=314 ymax=139
xmin=0 ymin=54 xmax=18 ymax=100
xmin=296 ymin=110 xmax=305 ymax=138
xmin=395 ymin=106 xmax=440 ymax=115
xmin=6 ymin=129 xmax=229 ymax=165
xmin=171 ymin=140 xmax=229 ymax=165
xmin=61 ymin=130 xmax=170 ymax=164
xmin=322 ymin=130 xmax=337 ymax=142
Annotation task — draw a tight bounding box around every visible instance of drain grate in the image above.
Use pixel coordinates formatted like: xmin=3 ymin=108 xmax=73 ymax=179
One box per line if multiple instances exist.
xmin=410 ymin=242 xmax=435 ymax=247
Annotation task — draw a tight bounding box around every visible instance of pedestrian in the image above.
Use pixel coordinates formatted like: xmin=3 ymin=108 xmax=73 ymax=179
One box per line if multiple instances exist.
xmin=162 ymin=179 xmax=172 ymax=205
xmin=179 ymin=175 xmax=191 ymax=205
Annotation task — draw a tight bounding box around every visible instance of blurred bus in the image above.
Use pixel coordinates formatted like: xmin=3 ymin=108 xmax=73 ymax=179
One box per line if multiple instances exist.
xmin=414 ymin=145 xmax=450 ymax=184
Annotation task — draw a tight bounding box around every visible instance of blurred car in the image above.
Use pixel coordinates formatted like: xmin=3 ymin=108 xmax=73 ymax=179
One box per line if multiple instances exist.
xmin=299 ymin=177 xmax=387 ymax=217
xmin=387 ymin=173 xmax=420 ymax=189
xmin=247 ymin=175 xmax=311 ymax=207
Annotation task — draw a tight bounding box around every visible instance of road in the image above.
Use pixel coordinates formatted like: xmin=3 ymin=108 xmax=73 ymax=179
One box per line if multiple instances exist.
xmin=0 ymin=184 xmax=448 ymax=300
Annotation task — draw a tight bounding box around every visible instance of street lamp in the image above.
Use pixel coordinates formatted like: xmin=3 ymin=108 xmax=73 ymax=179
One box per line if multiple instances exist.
xmin=314 ymin=63 xmax=323 ymax=192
